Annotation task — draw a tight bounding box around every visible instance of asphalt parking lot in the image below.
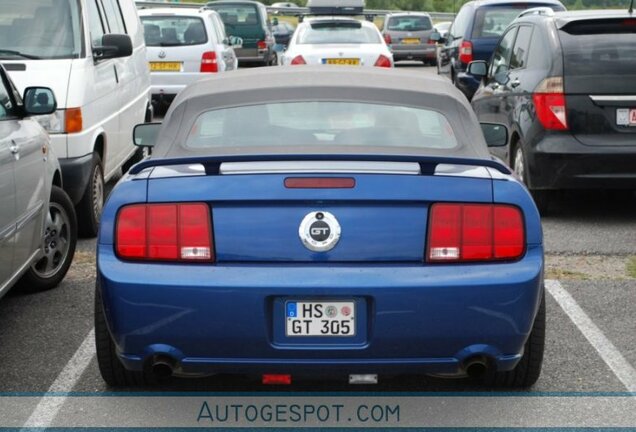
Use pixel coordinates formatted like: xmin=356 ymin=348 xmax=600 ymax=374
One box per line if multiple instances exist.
xmin=0 ymin=64 xmax=634 ymax=426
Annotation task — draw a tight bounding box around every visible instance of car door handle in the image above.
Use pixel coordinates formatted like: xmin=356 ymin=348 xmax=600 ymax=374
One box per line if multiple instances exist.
xmin=510 ymin=78 xmax=521 ymax=88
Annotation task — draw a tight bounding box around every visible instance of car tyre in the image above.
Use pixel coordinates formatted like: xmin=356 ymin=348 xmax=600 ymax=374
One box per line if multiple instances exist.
xmin=485 ymin=290 xmax=545 ymax=388
xmin=512 ymin=143 xmax=551 ymax=214
xmin=16 ymin=186 xmax=77 ymax=293
xmin=77 ymin=153 xmax=104 ymax=238
xmin=95 ymin=279 xmax=149 ymax=387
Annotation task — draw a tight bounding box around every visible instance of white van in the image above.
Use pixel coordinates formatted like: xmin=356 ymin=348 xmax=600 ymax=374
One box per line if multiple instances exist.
xmin=0 ymin=0 xmax=151 ymax=236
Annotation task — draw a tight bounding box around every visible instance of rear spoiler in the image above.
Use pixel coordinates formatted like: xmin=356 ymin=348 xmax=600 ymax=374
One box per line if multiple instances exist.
xmin=129 ymin=154 xmax=512 ymax=176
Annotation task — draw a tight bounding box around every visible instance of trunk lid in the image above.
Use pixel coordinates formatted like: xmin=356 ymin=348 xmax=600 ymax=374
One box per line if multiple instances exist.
xmin=146 ymin=162 xmax=494 ymax=263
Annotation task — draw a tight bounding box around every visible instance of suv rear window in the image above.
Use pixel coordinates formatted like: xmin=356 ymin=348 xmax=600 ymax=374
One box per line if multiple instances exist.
xmin=559 ymin=19 xmax=636 ymax=93
xmin=209 ymin=4 xmax=260 ymax=26
xmin=386 ymin=16 xmax=432 ymax=32
xmin=472 ymin=4 xmax=562 ymax=38
xmin=298 ymin=22 xmax=380 ymax=44
xmin=186 ymin=102 xmax=458 ymax=150
xmin=141 ymin=16 xmax=207 ymax=46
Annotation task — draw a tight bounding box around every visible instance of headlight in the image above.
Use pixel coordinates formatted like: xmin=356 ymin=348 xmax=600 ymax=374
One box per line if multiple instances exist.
xmin=34 ymin=110 xmax=65 ymax=134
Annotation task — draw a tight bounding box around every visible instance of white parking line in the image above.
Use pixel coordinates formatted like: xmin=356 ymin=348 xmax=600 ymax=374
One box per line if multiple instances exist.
xmin=546 ymin=279 xmax=636 ymax=392
xmin=22 ymin=328 xmax=95 ymax=429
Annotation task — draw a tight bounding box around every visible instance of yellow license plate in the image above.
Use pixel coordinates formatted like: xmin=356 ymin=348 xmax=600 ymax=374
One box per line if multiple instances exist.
xmin=149 ymin=62 xmax=182 ymax=72
xmin=324 ymin=58 xmax=361 ymax=66
xmin=401 ymin=38 xmax=421 ymax=45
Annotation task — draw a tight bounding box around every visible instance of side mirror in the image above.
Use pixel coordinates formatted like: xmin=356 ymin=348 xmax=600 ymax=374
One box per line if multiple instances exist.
xmin=480 ymin=123 xmax=508 ymax=147
xmin=429 ymin=31 xmax=443 ymax=42
xmin=229 ymin=35 xmax=243 ymax=48
xmin=93 ymin=34 xmax=133 ymax=61
xmin=133 ymin=123 xmax=161 ymax=148
xmin=467 ymin=60 xmax=488 ymax=78
xmin=23 ymin=87 xmax=57 ymax=116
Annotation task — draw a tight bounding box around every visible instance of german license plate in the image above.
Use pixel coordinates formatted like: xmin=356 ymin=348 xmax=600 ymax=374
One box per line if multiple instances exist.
xmin=616 ymin=108 xmax=636 ymax=126
xmin=401 ymin=38 xmax=420 ymax=44
xmin=286 ymin=301 xmax=355 ymax=336
xmin=324 ymin=58 xmax=360 ymax=66
xmin=149 ymin=62 xmax=182 ymax=72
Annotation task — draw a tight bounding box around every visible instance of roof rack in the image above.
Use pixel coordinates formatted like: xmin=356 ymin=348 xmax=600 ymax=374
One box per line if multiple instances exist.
xmin=517 ymin=7 xmax=555 ymax=19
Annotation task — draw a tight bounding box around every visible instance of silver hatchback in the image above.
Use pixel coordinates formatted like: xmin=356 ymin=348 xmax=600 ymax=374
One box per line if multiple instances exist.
xmin=382 ymin=12 xmax=437 ymax=65
xmin=0 ymin=66 xmax=76 ymax=298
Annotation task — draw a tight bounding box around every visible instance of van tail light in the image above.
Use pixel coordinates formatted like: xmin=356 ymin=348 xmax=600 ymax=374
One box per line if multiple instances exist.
xmin=200 ymin=51 xmax=218 ymax=73
xmin=116 ymin=203 xmax=214 ymax=262
xmin=426 ymin=203 xmax=524 ymax=262
xmin=290 ymin=55 xmax=306 ymax=65
xmin=532 ymin=77 xmax=568 ymax=131
xmin=459 ymin=40 xmax=473 ymax=65
xmin=383 ymin=33 xmax=392 ymax=44
xmin=374 ymin=55 xmax=392 ymax=68
xmin=257 ymin=40 xmax=267 ymax=50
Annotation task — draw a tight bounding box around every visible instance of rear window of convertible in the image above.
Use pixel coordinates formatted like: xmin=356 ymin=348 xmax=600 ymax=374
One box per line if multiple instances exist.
xmin=185 ymin=102 xmax=458 ymax=150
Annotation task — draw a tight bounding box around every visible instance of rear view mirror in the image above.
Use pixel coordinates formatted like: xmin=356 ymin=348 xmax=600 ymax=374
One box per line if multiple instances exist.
xmin=23 ymin=87 xmax=57 ymax=116
xmin=467 ymin=61 xmax=488 ymax=78
xmin=429 ymin=31 xmax=444 ymax=43
xmin=480 ymin=123 xmax=508 ymax=147
xmin=93 ymin=34 xmax=133 ymax=61
xmin=134 ymin=123 xmax=161 ymax=148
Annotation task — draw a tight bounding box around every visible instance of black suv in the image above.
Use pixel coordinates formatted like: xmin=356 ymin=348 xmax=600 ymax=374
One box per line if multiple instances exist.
xmin=469 ymin=9 xmax=636 ymax=212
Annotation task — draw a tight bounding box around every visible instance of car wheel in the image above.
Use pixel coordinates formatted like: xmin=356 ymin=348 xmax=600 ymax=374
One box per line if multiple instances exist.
xmin=95 ymin=279 xmax=149 ymax=387
xmin=77 ymin=153 xmax=104 ymax=238
xmin=485 ymin=290 xmax=545 ymax=388
xmin=16 ymin=186 xmax=77 ymax=293
xmin=513 ymin=144 xmax=551 ymax=214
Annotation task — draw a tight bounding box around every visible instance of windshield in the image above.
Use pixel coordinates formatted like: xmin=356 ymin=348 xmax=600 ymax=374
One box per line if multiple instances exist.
xmin=387 ymin=16 xmax=432 ymax=32
xmin=298 ymin=22 xmax=381 ymax=44
xmin=186 ymin=102 xmax=457 ymax=150
xmin=141 ymin=16 xmax=208 ymax=47
xmin=208 ymin=5 xmax=260 ymax=27
xmin=0 ymin=0 xmax=82 ymax=59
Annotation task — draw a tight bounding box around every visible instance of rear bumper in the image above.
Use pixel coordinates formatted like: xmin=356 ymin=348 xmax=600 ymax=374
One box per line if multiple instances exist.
xmin=391 ymin=45 xmax=436 ymax=60
xmin=527 ymin=134 xmax=636 ymax=190
xmin=98 ymin=245 xmax=544 ymax=376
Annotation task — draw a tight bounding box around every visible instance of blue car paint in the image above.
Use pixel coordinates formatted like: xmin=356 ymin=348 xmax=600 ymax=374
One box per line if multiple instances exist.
xmin=98 ymin=165 xmax=544 ymax=377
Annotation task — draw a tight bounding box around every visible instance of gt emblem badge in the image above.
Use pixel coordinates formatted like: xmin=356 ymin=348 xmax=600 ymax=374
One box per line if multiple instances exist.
xmin=299 ymin=211 xmax=341 ymax=252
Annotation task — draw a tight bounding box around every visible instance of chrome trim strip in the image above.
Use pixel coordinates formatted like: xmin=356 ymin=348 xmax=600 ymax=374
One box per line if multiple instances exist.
xmin=0 ymin=224 xmax=16 ymax=243
xmin=0 ymin=249 xmax=39 ymax=300
xmin=590 ymin=95 xmax=636 ymax=103
xmin=149 ymin=164 xmax=206 ymax=179
xmin=16 ymin=201 xmax=44 ymax=232
xmin=434 ymin=164 xmax=492 ymax=179
xmin=219 ymin=161 xmax=422 ymax=175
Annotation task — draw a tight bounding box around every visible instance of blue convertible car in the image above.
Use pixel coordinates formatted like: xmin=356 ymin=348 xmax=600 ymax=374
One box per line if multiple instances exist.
xmin=96 ymin=67 xmax=544 ymax=387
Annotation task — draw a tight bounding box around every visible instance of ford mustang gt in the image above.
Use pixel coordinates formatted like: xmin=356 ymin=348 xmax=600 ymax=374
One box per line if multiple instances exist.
xmin=95 ymin=67 xmax=544 ymax=388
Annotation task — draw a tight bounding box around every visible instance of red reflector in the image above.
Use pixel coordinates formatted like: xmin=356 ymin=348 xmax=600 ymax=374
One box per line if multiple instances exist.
xmin=116 ymin=203 xmax=214 ymax=262
xmin=262 ymin=374 xmax=292 ymax=385
xmin=284 ymin=177 xmax=355 ymax=189
xmin=374 ymin=54 xmax=392 ymax=68
xmin=427 ymin=203 xmax=524 ymax=262
xmin=257 ymin=40 xmax=267 ymax=50
xmin=290 ymin=55 xmax=306 ymax=65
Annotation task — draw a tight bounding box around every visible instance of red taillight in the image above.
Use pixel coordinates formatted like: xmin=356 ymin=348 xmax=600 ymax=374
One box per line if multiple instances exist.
xmin=532 ymin=77 xmax=568 ymax=131
xmin=116 ymin=203 xmax=214 ymax=262
xmin=257 ymin=40 xmax=267 ymax=50
xmin=290 ymin=55 xmax=306 ymax=65
xmin=200 ymin=51 xmax=218 ymax=73
xmin=426 ymin=203 xmax=524 ymax=262
xmin=383 ymin=33 xmax=392 ymax=44
xmin=374 ymin=54 xmax=392 ymax=68
xmin=459 ymin=40 xmax=473 ymax=65
xmin=284 ymin=177 xmax=355 ymax=189
xmin=262 ymin=374 xmax=292 ymax=385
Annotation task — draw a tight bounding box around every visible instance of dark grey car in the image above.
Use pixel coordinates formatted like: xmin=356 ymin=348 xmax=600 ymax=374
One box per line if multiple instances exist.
xmin=0 ymin=65 xmax=76 ymax=298
xmin=382 ymin=13 xmax=437 ymax=65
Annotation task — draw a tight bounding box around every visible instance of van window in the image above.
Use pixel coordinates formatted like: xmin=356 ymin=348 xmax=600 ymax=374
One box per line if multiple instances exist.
xmin=526 ymin=27 xmax=549 ymax=70
xmin=0 ymin=76 xmax=17 ymax=120
xmin=449 ymin=5 xmax=471 ymax=39
xmin=0 ymin=0 xmax=82 ymax=59
xmin=472 ymin=4 xmax=564 ymax=38
xmin=141 ymin=16 xmax=208 ymax=46
xmin=209 ymin=4 xmax=260 ymax=27
xmin=387 ymin=15 xmax=432 ymax=32
xmin=101 ymin=0 xmax=127 ymax=34
xmin=87 ymin=0 xmax=106 ymax=47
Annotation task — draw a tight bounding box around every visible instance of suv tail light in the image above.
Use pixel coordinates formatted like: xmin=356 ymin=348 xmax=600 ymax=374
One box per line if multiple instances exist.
xmin=383 ymin=33 xmax=392 ymax=44
xmin=116 ymin=203 xmax=214 ymax=262
xmin=200 ymin=51 xmax=218 ymax=73
xmin=532 ymin=77 xmax=568 ymax=131
xmin=290 ymin=55 xmax=306 ymax=65
xmin=257 ymin=40 xmax=267 ymax=50
xmin=374 ymin=55 xmax=392 ymax=68
xmin=426 ymin=203 xmax=524 ymax=262
xmin=459 ymin=40 xmax=473 ymax=65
